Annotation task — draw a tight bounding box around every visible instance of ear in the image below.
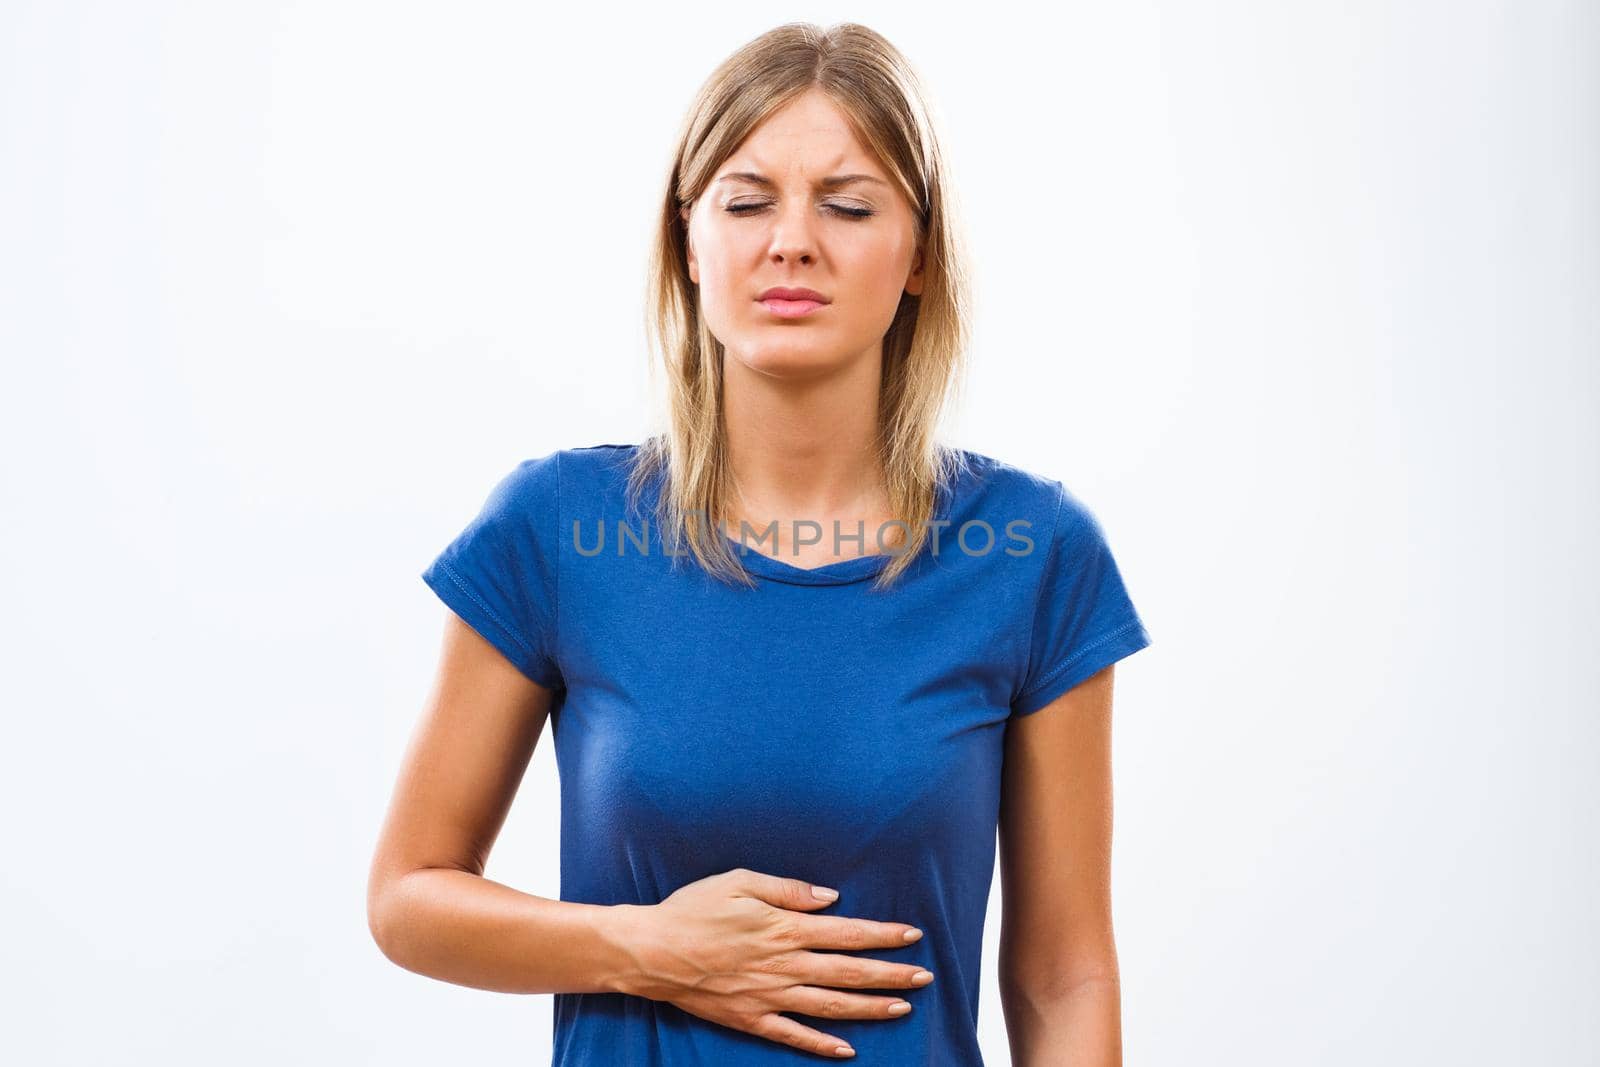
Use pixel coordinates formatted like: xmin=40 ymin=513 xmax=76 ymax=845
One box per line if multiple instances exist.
xmin=904 ymin=245 xmax=925 ymax=297
xmin=680 ymin=204 xmax=698 ymax=284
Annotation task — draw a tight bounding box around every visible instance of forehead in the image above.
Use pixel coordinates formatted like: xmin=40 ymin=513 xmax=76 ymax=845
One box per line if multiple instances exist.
xmin=716 ymin=93 xmax=886 ymax=182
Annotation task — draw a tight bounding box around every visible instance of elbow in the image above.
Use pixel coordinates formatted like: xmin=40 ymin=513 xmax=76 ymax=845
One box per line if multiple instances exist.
xmin=366 ymin=881 xmax=393 ymax=960
xmin=998 ymin=933 xmax=1121 ymax=1007
xmin=366 ymin=868 xmax=408 ymax=966
xmin=999 ymin=962 xmax=1121 ymax=1010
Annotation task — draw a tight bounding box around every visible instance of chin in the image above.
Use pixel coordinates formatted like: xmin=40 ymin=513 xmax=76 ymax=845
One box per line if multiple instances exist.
xmin=729 ymin=341 xmax=850 ymax=379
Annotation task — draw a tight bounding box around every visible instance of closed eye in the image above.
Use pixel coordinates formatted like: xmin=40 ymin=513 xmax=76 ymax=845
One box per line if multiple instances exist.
xmin=725 ymin=202 xmax=875 ymax=220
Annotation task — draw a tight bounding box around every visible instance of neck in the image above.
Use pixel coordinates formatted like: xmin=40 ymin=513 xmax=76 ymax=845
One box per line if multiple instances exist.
xmin=719 ymin=344 xmax=889 ymax=547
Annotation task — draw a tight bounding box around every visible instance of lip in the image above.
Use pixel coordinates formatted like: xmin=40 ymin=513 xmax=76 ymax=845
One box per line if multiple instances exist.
xmin=757 ymin=287 xmax=829 ymax=319
xmin=759 ymin=298 xmax=826 ymax=318
xmin=759 ymin=287 xmax=829 ymax=303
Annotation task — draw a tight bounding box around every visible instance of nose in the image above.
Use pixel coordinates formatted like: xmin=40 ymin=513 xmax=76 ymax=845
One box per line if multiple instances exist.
xmin=766 ymin=202 xmax=818 ymax=265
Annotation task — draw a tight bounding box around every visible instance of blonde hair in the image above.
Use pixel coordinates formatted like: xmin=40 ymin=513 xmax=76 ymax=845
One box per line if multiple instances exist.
xmin=626 ymin=21 xmax=974 ymax=591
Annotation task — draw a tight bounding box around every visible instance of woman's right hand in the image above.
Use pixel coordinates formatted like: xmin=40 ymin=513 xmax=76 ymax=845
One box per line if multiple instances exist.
xmin=608 ymin=867 xmax=936 ymax=1058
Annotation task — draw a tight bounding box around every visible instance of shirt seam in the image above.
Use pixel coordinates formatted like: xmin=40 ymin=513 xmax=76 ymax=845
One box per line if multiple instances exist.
xmin=1015 ymin=616 xmax=1146 ymax=704
xmin=435 ymin=557 xmax=537 ymax=663
xmin=553 ymin=450 xmax=563 ymax=669
xmin=1018 ymin=481 xmax=1068 ymax=695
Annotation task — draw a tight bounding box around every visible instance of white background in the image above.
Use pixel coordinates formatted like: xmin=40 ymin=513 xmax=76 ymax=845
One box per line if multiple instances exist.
xmin=2 ymin=2 xmax=1595 ymax=1063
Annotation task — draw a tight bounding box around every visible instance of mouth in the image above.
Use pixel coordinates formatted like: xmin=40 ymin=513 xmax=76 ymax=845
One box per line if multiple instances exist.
xmin=757 ymin=287 xmax=830 ymax=319
xmin=758 ymin=297 xmax=827 ymax=319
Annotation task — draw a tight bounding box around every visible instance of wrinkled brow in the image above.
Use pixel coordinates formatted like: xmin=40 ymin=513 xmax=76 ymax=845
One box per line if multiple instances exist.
xmin=715 ymin=172 xmax=888 ymax=190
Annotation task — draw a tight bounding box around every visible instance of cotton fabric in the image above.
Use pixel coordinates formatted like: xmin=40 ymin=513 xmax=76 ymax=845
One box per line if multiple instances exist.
xmin=421 ymin=441 xmax=1152 ymax=1065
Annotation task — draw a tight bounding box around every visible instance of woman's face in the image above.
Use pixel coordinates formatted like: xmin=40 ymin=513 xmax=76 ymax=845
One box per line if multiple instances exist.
xmin=682 ymin=88 xmax=925 ymax=380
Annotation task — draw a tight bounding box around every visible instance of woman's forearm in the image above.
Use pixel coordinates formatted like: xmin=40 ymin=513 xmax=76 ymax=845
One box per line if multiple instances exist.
xmin=1000 ymin=972 xmax=1123 ymax=1067
xmin=369 ymin=867 xmax=648 ymax=995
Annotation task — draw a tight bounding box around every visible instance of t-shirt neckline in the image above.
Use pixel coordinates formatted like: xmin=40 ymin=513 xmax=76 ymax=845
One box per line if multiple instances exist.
xmin=719 ymin=532 xmax=897 ymax=586
xmin=614 ymin=440 xmax=973 ymax=587
xmin=717 ymin=471 xmax=966 ymax=587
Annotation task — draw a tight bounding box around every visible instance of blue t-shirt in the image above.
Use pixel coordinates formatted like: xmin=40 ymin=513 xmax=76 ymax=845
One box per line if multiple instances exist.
xmin=421 ymin=441 xmax=1152 ymax=1065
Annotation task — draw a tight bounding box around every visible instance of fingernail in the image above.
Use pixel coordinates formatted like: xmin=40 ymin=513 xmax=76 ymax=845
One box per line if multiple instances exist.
xmin=812 ymin=885 xmax=839 ymax=901
xmin=903 ymin=927 xmax=923 ymax=942
xmin=912 ymin=970 xmax=934 ymax=985
xmin=834 ymin=1044 xmax=854 ymax=1056
xmin=888 ymin=1001 xmax=912 ymax=1015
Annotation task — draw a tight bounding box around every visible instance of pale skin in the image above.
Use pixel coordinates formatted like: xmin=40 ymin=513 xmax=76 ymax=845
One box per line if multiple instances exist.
xmin=368 ymin=87 xmax=1123 ymax=1064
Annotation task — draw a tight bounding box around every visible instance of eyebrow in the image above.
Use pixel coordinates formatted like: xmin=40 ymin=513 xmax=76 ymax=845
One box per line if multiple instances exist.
xmin=715 ymin=172 xmax=888 ymax=190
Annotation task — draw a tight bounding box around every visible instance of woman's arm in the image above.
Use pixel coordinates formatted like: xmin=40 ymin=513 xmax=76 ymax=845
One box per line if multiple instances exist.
xmin=368 ymin=613 xmax=929 ymax=1058
xmin=998 ymin=664 xmax=1124 ymax=1067
xmin=366 ymin=613 xmax=638 ymax=994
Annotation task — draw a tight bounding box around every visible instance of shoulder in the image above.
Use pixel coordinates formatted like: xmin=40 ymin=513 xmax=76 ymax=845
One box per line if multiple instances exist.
xmin=950 ymin=447 xmax=1108 ymax=551
xmin=488 ymin=441 xmax=642 ymax=503
xmin=949 ymin=446 xmax=1060 ymax=515
xmin=552 ymin=440 xmax=643 ymax=468
xmin=948 ymin=446 xmax=1054 ymax=502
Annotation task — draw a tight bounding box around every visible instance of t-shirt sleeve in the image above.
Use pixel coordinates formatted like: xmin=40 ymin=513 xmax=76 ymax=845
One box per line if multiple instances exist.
xmin=1010 ymin=482 xmax=1152 ymax=717
xmin=420 ymin=452 xmax=564 ymax=690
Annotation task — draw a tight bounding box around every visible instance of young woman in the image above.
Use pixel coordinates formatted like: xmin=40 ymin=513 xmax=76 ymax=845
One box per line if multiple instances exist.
xmin=369 ymin=22 xmax=1152 ymax=1066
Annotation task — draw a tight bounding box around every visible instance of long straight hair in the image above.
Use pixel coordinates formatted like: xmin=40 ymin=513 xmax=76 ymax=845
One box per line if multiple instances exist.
xmin=626 ymin=21 xmax=974 ymax=590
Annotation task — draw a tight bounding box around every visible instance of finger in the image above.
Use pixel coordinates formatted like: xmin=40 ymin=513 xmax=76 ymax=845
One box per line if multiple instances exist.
xmin=771 ymin=983 xmax=915 ymax=1022
xmin=728 ymin=867 xmax=842 ymax=912
xmin=787 ymin=911 xmax=924 ymax=951
xmin=745 ymin=1011 xmax=857 ymax=1059
xmin=787 ymin=950 xmax=937 ymax=992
